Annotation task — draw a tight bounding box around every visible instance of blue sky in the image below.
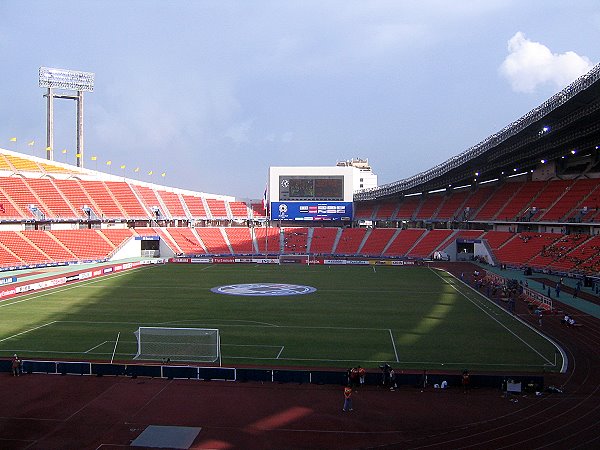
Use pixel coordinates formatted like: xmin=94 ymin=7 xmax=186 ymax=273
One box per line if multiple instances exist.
xmin=0 ymin=1 xmax=598 ymax=199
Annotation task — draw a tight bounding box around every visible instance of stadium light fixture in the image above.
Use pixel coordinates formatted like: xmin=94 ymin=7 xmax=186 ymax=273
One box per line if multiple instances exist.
xmin=540 ymin=159 xmax=546 ymax=164
xmin=39 ymin=67 xmax=95 ymax=92
xmin=571 ymin=149 xmax=577 ymax=155
xmin=39 ymin=67 xmax=94 ymax=168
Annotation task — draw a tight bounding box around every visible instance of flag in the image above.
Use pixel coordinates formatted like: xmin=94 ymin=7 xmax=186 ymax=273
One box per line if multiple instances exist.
xmin=76 ymin=153 xmax=81 ymax=158
xmin=28 ymin=140 xmax=35 ymax=146
xmin=106 ymin=160 xmax=112 ymax=166
xmin=161 ymin=172 xmax=166 ymax=177
xmin=91 ymin=156 xmax=97 ymax=161
xmin=148 ymin=170 xmax=153 ymax=175
xmin=262 ymin=183 xmax=268 ymax=211
xmin=61 ymin=149 xmax=67 ymax=154
xmin=9 ymin=137 xmax=16 ymax=142
xmin=46 ymin=146 xmax=52 ymax=151
xmin=134 ymin=167 xmax=140 ymax=173
xmin=120 ymin=165 xmax=126 ymax=169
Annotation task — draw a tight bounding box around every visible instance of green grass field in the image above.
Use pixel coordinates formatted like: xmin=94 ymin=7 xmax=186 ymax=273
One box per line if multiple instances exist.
xmin=0 ymin=263 xmax=563 ymax=372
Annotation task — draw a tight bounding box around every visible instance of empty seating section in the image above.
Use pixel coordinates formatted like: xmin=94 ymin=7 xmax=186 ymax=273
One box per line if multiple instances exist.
xmin=374 ymin=203 xmax=397 ymax=220
xmin=408 ymin=229 xmax=453 ymax=258
xmin=134 ymin=186 xmax=164 ymax=216
xmin=464 ymin=185 xmax=494 ymax=220
xmin=395 ymin=197 xmax=421 ymax=220
xmin=133 ymin=227 xmax=160 ymax=239
xmin=101 ymin=228 xmax=136 ymax=247
xmin=283 ymin=228 xmax=309 ymax=254
xmin=82 ymin=181 xmax=125 ymax=218
xmin=196 ymin=228 xmax=230 ymax=254
xmin=359 ymin=228 xmax=396 ymax=256
xmin=383 ymin=229 xmax=425 ymax=256
xmin=0 ymin=155 xmax=13 ymax=171
xmin=481 ymin=231 xmax=514 ymax=250
xmin=527 ymin=180 xmax=569 ymax=220
xmin=255 ymin=227 xmax=281 ymax=253
xmin=0 ymin=241 xmax=22 ymax=267
xmin=454 ymin=230 xmax=485 ymax=240
xmin=224 ymin=227 xmax=254 ymax=254
xmin=474 ymin=183 xmax=513 ymax=221
xmin=157 ymin=190 xmax=187 ymax=218
xmin=309 ymin=227 xmax=338 ymax=254
xmin=434 ymin=189 xmax=470 ymax=220
xmin=494 ymin=232 xmax=560 ymax=266
xmin=50 ymin=229 xmax=114 ymax=260
xmin=229 ymin=201 xmax=249 ymax=219
xmin=26 ymin=178 xmax=77 ymax=219
xmin=0 ymin=231 xmax=49 ymax=265
xmin=494 ymin=182 xmax=541 ymax=221
xmin=183 ymin=195 xmax=208 ymax=218
xmin=415 ymin=194 xmax=444 ymax=220
xmin=0 ymin=191 xmax=23 ymax=219
xmin=354 ymin=203 xmax=376 ymax=220
xmin=38 ymin=162 xmax=72 ymax=174
xmin=335 ymin=228 xmax=367 ymax=255
xmin=4 ymin=154 xmax=41 ymax=172
xmin=565 ymin=181 xmax=600 ymax=222
xmin=0 ymin=177 xmax=47 ymax=218
xmin=104 ymin=182 xmax=148 ymax=218
xmin=205 ymin=199 xmax=228 ymax=219
xmin=250 ymin=203 xmax=266 ymax=219
xmin=52 ymin=179 xmax=93 ymax=219
xmin=539 ymin=179 xmax=583 ymax=221
xmin=22 ymin=230 xmax=76 ymax=261
xmin=166 ymin=227 xmax=205 ymax=254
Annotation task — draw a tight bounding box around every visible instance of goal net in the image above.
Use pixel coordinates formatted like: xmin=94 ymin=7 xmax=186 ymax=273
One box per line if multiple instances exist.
xmin=134 ymin=327 xmax=221 ymax=365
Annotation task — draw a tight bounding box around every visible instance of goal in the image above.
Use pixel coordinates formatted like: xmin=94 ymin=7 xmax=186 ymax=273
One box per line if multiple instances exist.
xmin=134 ymin=327 xmax=221 ymax=365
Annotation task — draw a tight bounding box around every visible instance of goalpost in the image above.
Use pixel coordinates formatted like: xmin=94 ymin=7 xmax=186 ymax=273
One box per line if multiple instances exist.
xmin=134 ymin=327 xmax=221 ymax=365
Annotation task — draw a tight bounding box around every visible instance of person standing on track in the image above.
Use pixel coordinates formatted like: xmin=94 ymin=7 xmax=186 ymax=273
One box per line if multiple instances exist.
xmin=11 ymin=354 xmax=22 ymax=376
xmin=343 ymin=385 xmax=353 ymax=411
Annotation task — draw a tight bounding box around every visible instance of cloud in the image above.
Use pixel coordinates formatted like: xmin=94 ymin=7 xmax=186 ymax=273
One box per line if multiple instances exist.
xmin=500 ymin=32 xmax=595 ymax=93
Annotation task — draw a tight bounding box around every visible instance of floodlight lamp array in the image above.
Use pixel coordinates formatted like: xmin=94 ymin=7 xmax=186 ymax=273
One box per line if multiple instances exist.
xmin=39 ymin=67 xmax=95 ymax=92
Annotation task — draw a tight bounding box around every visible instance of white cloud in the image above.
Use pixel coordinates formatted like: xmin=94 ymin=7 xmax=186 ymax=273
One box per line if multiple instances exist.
xmin=225 ymin=119 xmax=254 ymax=145
xmin=500 ymin=32 xmax=595 ymax=93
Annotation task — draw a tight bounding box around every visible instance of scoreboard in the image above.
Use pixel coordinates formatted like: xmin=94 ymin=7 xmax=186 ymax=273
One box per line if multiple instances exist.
xmin=269 ymin=167 xmax=354 ymax=221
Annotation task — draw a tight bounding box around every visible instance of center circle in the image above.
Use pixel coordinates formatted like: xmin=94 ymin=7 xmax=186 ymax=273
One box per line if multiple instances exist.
xmin=211 ymin=283 xmax=317 ymax=296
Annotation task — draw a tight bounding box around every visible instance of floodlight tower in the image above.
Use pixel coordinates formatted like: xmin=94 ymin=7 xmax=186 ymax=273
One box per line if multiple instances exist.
xmin=39 ymin=67 xmax=95 ymax=168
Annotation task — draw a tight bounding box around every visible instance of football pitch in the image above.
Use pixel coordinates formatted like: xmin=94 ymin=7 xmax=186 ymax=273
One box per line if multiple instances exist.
xmin=0 ymin=263 xmax=563 ymax=372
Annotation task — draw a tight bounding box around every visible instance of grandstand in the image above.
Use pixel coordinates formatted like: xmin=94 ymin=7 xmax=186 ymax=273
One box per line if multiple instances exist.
xmin=0 ymin=65 xmax=599 ymax=285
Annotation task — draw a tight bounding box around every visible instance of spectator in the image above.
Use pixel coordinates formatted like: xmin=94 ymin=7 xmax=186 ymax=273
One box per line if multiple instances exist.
xmin=11 ymin=354 xmax=22 ymax=376
xmin=342 ymin=385 xmax=353 ymax=412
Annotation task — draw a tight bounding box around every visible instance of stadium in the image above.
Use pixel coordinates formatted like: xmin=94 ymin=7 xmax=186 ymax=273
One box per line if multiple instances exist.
xmin=1 ymin=62 xmax=600 ymax=448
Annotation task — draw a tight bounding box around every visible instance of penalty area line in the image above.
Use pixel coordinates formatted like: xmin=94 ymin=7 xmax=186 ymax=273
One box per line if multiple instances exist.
xmin=276 ymin=346 xmax=285 ymax=359
xmin=0 ymin=321 xmax=57 ymax=343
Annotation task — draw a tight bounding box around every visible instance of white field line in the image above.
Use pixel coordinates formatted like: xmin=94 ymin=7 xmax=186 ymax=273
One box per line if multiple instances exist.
xmin=388 ymin=329 xmax=399 ymax=362
xmin=276 ymin=346 xmax=285 ymax=359
xmin=0 ymin=321 xmax=57 ymax=343
xmin=85 ymin=341 xmax=108 ymax=353
xmin=430 ymin=268 xmax=554 ymax=365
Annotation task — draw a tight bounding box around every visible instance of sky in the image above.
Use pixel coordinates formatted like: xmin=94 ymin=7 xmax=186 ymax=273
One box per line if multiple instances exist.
xmin=0 ymin=1 xmax=599 ymax=199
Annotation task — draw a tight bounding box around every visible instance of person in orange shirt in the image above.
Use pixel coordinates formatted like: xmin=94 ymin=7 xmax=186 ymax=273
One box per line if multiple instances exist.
xmin=343 ymin=385 xmax=353 ymax=411
xmin=358 ymin=366 xmax=366 ymax=387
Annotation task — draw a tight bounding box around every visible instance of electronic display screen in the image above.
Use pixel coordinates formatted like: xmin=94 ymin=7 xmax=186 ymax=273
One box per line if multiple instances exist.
xmin=270 ymin=201 xmax=353 ymax=221
xmin=279 ymin=176 xmax=344 ymax=201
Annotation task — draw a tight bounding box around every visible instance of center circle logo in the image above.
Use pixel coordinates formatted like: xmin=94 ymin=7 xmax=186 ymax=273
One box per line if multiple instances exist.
xmin=211 ymin=283 xmax=317 ymax=296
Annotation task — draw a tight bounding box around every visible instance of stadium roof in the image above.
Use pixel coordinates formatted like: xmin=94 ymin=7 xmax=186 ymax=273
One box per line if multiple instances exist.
xmin=355 ymin=63 xmax=600 ymax=202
